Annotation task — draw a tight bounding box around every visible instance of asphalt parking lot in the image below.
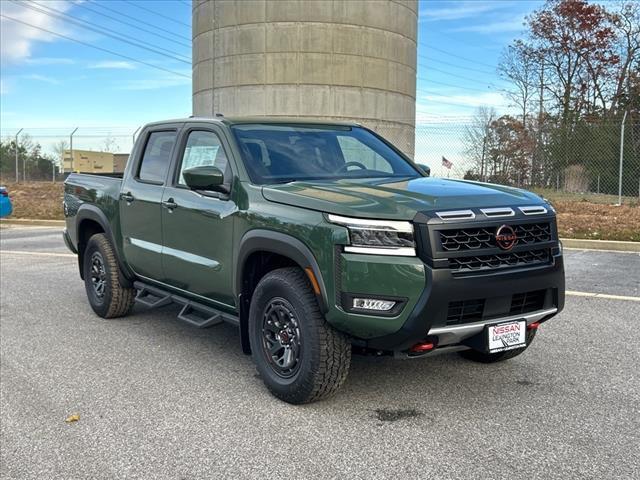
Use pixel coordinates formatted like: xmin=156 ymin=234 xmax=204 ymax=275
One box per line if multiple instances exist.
xmin=1 ymin=226 xmax=639 ymax=479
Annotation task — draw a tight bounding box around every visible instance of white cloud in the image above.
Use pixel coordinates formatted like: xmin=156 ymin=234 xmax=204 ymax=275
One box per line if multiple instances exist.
xmin=419 ymin=91 xmax=508 ymax=109
xmin=118 ymin=75 xmax=191 ymax=91
xmin=451 ymin=15 xmax=527 ymax=34
xmin=24 ymin=57 xmax=75 ymax=65
xmin=88 ymin=61 xmax=137 ymax=70
xmin=420 ymin=1 xmax=508 ymax=21
xmin=22 ymin=74 xmax=61 ymax=85
xmin=0 ymin=0 xmax=74 ymax=65
xmin=415 ymin=92 xmax=512 ymax=121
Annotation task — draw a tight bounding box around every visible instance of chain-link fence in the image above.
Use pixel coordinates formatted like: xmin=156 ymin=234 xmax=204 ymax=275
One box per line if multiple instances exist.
xmin=378 ymin=117 xmax=640 ymax=204
xmin=2 ymin=120 xmax=639 ymax=204
xmin=0 ymin=127 xmax=138 ymax=183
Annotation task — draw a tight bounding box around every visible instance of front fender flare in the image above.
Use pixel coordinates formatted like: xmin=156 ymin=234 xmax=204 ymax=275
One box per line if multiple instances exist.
xmin=235 ymin=229 xmax=330 ymax=354
xmin=235 ymin=229 xmax=329 ymax=311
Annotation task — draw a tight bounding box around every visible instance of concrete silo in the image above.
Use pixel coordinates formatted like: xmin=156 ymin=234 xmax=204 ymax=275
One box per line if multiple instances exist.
xmin=192 ymin=0 xmax=418 ymax=156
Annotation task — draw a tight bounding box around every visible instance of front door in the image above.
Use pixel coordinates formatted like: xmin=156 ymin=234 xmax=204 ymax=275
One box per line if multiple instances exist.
xmin=119 ymin=128 xmax=178 ymax=280
xmin=160 ymin=127 xmax=237 ymax=308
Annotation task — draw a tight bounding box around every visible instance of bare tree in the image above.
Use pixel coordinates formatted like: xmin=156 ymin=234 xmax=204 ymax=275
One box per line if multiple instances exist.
xmin=610 ymin=0 xmax=640 ymax=114
xmin=102 ymin=134 xmax=120 ymax=153
xmin=463 ymin=107 xmax=497 ymax=182
xmin=52 ymin=139 xmax=69 ymax=179
xmin=498 ymin=41 xmax=538 ymax=125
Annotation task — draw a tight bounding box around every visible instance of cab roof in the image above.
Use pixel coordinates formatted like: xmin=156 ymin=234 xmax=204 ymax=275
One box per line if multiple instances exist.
xmin=144 ymin=116 xmax=361 ymax=128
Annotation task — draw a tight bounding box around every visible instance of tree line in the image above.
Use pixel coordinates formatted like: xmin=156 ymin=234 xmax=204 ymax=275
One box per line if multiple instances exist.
xmin=464 ymin=0 xmax=639 ymax=195
xmin=0 ymin=136 xmax=67 ymax=182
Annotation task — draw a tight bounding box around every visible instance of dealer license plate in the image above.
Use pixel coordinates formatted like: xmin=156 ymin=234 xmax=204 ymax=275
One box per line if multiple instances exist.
xmin=487 ymin=320 xmax=526 ymax=353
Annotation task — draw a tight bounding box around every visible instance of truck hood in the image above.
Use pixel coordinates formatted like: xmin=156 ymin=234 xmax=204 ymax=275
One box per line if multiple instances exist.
xmin=262 ymin=177 xmax=545 ymax=220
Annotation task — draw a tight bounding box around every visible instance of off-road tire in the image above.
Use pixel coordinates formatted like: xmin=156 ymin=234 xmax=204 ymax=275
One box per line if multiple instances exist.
xmin=83 ymin=233 xmax=135 ymax=318
xmin=249 ymin=267 xmax=351 ymax=404
xmin=458 ymin=328 xmax=537 ymax=363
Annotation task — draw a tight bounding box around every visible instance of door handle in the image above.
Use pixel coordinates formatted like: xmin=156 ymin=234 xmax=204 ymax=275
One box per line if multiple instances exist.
xmin=162 ymin=198 xmax=178 ymax=211
xmin=121 ymin=192 xmax=134 ymax=203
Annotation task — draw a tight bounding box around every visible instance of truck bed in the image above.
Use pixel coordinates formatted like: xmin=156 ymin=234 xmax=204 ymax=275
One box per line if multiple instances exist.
xmin=64 ymin=173 xmax=124 ymax=242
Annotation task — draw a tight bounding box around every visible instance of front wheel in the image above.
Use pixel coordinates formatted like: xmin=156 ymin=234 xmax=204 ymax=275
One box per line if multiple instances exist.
xmin=249 ymin=267 xmax=351 ymax=404
xmin=83 ymin=233 xmax=135 ymax=318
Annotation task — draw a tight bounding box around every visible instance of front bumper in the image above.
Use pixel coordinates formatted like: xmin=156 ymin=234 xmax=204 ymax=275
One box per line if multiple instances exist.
xmin=363 ymin=253 xmax=565 ymax=352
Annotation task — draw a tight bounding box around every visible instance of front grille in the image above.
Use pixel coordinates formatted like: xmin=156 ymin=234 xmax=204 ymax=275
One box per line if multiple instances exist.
xmin=446 ymin=299 xmax=485 ymax=325
xmin=513 ymin=223 xmax=552 ymax=245
xmin=439 ymin=222 xmax=551 ymax=252
xmin=449 ymin=248 xmax=551 ymax=272
xmin=510 ymin=290 xmax=546 ymax=315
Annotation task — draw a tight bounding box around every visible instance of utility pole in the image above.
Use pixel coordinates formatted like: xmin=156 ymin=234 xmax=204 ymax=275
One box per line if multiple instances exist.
xmin=534 ymin=57 xmax=545 ymax=187
xmin=69 ymin=127 xmax=79 ymax=173
xmin=15 ymin=128 xmax=23 ymax=183
xmin=22 ymin=140 xmax=27 ymax=182
xmin=617 ymin=110 xmax=628 ymax=206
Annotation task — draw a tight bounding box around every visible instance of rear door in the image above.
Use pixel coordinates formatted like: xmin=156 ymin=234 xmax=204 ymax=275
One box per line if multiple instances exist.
xmin=160 ymin=124 xmax=237 ymax=307
xmin=119 ymin=126 xmax=179 ymax=280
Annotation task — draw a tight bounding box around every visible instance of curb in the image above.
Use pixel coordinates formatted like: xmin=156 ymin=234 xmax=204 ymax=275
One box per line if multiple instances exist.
xmin=1 ymin=219 xmax=638 ymax=252
xmin=561 ymin=238 xmax=640 ymax=252
xmin=0 ymin=219 xmax=65 ymax=227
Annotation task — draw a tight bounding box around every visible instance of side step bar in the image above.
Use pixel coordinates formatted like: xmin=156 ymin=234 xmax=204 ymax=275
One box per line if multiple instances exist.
xmin=133 ymin=281 xmax=239 ymax=329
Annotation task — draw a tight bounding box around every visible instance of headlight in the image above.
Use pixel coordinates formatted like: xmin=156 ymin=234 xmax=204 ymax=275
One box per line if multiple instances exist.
xmin=327 ymin=214 xmax=416 ymax=256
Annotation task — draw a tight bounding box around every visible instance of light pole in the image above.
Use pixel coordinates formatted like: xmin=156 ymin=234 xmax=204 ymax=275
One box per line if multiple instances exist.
xmin=617 ymin=110 xmax=628 ymax=206
xmin=69 ymin=127 xmax=78 ymax=173
xmin=15 ymin=128 xmax=23 ymax=183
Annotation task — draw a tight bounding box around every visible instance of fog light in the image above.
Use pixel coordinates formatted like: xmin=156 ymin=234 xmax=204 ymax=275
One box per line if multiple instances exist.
xmin=352 ymin=298 xmax=395 ymax=311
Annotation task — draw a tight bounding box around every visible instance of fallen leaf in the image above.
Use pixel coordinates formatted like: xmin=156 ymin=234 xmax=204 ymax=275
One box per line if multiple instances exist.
xmin=65 ymin=413 xmax=80 ymax=423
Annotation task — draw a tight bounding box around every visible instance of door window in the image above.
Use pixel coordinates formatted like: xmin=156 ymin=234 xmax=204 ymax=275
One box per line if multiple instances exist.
xmin=178 ymin=130 xmax=229 ymax=185
xmin=138 ymin=131 xmax=177 ymax=183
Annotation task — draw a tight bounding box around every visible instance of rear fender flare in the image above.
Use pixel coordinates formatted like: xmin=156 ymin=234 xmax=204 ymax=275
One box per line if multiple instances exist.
xmin=76 ymin=205 xmax=134 ymax=285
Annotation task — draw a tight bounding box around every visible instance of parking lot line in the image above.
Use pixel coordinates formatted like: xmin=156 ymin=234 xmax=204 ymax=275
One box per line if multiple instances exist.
xmin=566 ymin=290 xmax=640 ymax=302
xmin=2 ymin=250 xmax=638 ymax=302
xmin=564 ymin=248 xmax=640 ymax=254
xmin=0 ymin=250 xmax=75 ymax=258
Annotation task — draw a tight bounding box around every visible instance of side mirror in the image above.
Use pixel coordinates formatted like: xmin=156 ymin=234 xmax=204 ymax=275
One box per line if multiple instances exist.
xmin=182 ymin=166 xmax=227 ymax=192
xmin=417 ymin=164 xmax=431 ymax=176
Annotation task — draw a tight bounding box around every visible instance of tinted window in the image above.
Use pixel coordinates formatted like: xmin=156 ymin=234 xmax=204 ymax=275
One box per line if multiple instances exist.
xmin=337 ymin=136 xmax=393 ymax=173
xmin=232 ymin=125 xmax=418 ymax=184
xmin=178 ymin=131 xmax=228 ymax=185
xmin=138 ymin=131 xmax=176 ymax=183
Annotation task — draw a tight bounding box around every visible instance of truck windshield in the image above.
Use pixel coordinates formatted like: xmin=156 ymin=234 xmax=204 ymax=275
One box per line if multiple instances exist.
xmin=231 ymin=124 xmax=420 ymax=184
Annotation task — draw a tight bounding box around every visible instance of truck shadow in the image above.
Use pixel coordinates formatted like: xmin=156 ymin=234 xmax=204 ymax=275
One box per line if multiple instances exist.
xmin=121 ymin=303 xmax=546 ymax=417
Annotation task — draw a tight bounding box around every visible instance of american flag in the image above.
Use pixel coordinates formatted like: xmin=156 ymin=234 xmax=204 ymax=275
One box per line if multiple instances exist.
xmin=442 ymin=156 xmax=453 ymax=169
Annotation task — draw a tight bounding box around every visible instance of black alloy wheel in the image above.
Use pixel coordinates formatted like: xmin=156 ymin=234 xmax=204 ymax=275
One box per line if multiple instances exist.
xmin=89 ymin=251 xmax=107 ymax=300
xmin=261 ymin=298 xmax=302 ymax=378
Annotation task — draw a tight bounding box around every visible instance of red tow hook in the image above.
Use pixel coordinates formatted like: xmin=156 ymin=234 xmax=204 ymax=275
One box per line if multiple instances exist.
xmin=527 ymin=322 xmax=541 ymax=330
xmin=409 ymin=342 xmax=435 ymax=353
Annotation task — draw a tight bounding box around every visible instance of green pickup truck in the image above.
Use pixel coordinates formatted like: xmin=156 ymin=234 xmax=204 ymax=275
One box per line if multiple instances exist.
xmin=64 ymin=117 xmax=565 ymax=404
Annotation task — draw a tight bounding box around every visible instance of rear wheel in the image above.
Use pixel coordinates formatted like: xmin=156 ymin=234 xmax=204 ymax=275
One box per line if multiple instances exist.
xmin=83 ymin=233 xmax=135 ymax=318
xmin=249 ymin=267 xmax=351 ymax=404
xmin=458 ymin=328 xmax=537 ymax=363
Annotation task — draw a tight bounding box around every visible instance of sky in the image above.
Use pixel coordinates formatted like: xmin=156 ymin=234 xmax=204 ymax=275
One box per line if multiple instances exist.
xmin=0 ymin=0 xmax=545 ymax=173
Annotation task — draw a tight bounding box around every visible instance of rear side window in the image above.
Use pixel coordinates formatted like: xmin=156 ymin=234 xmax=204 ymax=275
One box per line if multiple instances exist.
xmin=138 ymin=131 xmax=177 ymax=183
